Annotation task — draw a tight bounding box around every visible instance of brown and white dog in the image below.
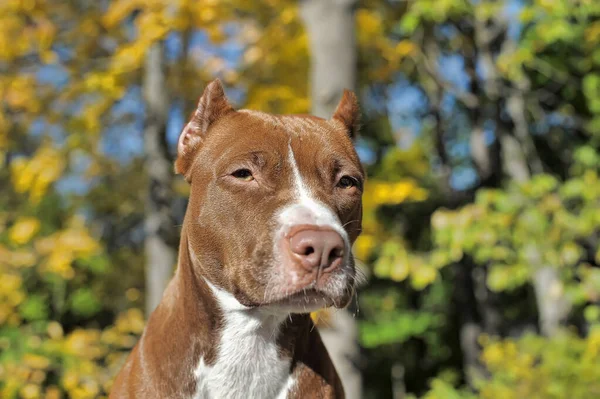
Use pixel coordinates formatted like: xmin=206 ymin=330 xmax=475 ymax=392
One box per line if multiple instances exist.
xmin=110 ymin=79 xmax=364 ymax=399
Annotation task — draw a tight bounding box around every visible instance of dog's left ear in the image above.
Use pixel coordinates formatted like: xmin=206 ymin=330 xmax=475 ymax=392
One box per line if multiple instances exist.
xmin=332 ymin=89 xmax=360 ymax=139
xmin=175 ymin=79 xmax=234 ymax=181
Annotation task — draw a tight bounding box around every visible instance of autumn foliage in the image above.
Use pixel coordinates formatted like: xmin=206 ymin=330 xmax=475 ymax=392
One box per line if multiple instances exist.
xmin=2 ymin=0 xmax=600 ymax=398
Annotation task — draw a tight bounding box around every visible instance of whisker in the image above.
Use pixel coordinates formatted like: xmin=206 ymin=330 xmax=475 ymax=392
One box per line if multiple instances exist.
xmin=268 ymin=321 xmax=279 ymax=341
xmin=342 ymin=219 xmax=361 ymax=228
xmin=315 ymin=313 xmax=333 ymax=330
xmin=353 ymin=293 xmax=360 ymax=318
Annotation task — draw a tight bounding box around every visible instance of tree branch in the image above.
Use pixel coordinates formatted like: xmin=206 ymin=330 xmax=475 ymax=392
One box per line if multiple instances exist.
xmin=421 ymin=40 xmax=480 ymax=109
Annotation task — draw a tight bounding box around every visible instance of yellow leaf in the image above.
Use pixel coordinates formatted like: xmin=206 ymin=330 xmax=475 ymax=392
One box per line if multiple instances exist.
xmin=395 ymin=40 xmax=417 ymax=57
xmin=198 ymin=7 xmax=217 ymax=24
xmin=103 ymin=0 xmax=143 ymax=28
xmin=7 ymin=250 xmax=37 ymax=268
xmin=207 ymin=26 xmax=226 ymax=43
xmin=47 ymin=321 xmax=64 ymax=340
xmin=45 ymin=251 xmax=75 ymax=279
xmin=45 ymin=386 xmax=62 ymax=399
xmin=10 ymin=147 xmax=65 ymax=202
xmin=354 ymin=234 xmax=376 ymax=260
xmin=62 ymin=371 xmax=79 ymax=391
xmin=8 ymin=217 xmax=41 ymax=245
xmin=356 ymin=9 xmax=383 ymax=38
xmin=22 ymin=353 xmax=51 ymax=370
xmin=125 ymin=288 xmax=141 ymax=302
xmin=585 ymin=22 xmax=600 ymax=45
xmin=115 ymin=308 xmax=145 ymax=335
xmin=410 ymin=265 xmax=438 ymax=289
xmin=5 ymin=75 xmax=40 ymax=112
xmin=19 ymin=384 xmax=40 ymax=399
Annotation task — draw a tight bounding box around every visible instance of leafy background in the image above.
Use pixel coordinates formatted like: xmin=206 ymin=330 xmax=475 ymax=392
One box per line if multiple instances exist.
xmin=1 ymin=0 xmax=600 ymax=398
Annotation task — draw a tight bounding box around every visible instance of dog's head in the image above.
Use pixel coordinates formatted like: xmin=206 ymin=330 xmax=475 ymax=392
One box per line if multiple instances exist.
xmin=175 ymin=79 xmax=363 ymax=314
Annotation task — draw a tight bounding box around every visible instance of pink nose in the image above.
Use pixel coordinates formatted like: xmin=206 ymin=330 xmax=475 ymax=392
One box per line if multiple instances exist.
xmin=288 ymin=228 xmax=345 ymax=272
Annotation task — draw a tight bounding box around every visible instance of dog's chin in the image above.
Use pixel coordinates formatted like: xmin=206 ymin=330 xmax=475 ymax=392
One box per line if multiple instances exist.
xmin=261 ymin=286 xmax=353 ymax=315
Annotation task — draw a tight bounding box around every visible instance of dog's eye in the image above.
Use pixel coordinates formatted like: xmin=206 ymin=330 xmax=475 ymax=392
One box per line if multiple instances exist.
xmin=337 ymin=176 xmax=358 ymax=189
xmin=231 ymin=169 xmax=254 ymax=181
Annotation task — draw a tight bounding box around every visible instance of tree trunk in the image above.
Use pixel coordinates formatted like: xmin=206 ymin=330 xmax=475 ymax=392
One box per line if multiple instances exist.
xmin=499 ymin=104 xmax=571 ymax=337
xmin=300 ymin=1 xmax=362 ymax=398
xmin=499 ymin=132 xmax=530 ymax=183
xmin=532 ymin=267 xmax=571 ymax=337
xmin=453 ymin=261 xmax=487 ymax=387
xmin=143 ymin=42 xmax=177 ymax=317
xmin=301 ymin=0 xmax=357 ymax=117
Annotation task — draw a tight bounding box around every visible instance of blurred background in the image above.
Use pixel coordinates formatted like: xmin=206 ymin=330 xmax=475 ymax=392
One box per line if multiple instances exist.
xmin=2 ymin=0 xmax=600 ymax=398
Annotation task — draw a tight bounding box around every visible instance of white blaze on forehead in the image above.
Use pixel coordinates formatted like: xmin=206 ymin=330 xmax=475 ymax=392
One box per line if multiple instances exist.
xmin=288 ymin=142 xmax=311 ymax=200
xmin=278 ymin=142 xmax=349 ymax=246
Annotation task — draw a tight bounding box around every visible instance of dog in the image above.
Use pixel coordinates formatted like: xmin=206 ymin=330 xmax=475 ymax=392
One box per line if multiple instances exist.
xmin=110 ymin=79 xmax=364 ymax=399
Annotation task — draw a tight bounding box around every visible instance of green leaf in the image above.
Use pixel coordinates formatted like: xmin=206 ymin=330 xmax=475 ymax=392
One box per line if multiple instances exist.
xmin=77 ymin=254 xmax=110 ymax=274
xmin=19 ymin=295 xmax=49 ymax=322
xmin=69 ymin=288 xmax=101 ymax=317
xmin=359 ymin=312 xmax=441 ymax=348
xmin=486 ymin=264 xmax=529 ymax=292
xmin=584 ymin=305 xmax=600 ymax=323
xmin=583 ymin=74 xmax=600 ymax=113
xmin=573 ymin=146 xmax=599 ymax=168
xmin=399 ymin=14 xmax=420 ymax=34
xmin=410 ymin=265 xmax=438 ymax=290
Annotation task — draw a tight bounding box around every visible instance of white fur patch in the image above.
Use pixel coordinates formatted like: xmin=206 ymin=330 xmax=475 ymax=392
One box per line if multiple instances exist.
xmin=279 ymin=143 xmax=350 ymax=246
xmin=193 ymin=280 xmax=293 ymax=399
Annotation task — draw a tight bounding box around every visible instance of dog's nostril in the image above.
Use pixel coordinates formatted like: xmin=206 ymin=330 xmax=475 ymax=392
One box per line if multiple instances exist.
xmin=304 ymin=246 xmax=315 ymax=256
xmin=329 ymin=247 xmax=343 ymax=261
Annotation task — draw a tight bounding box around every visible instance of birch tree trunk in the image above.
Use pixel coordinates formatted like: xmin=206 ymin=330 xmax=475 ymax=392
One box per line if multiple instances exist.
xmin=300 ymin=1 xmax=362 ymax=398
xmin=143 ymin=42 xmax=177 ymax=317
xmin=498 ymin=103 xmax=571 ymax=337
xmin=533 ymin=267 xmax=571 ymax=337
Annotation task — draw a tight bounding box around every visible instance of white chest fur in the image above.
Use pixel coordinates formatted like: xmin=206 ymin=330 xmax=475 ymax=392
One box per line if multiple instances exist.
xmin=193 ymin=281 xmax=295 ymax=399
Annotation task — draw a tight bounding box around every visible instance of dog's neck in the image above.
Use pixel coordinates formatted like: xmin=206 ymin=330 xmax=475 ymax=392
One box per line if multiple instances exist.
xmin=146 ymin=231 xmax=312 ymax=399
xmin=194 ymin=278 xmax=298 ymax=399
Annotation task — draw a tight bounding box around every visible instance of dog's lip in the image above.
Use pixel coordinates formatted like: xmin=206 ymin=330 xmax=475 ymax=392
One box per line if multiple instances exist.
xmin=266 ymin=288 xmax=334 ymax=307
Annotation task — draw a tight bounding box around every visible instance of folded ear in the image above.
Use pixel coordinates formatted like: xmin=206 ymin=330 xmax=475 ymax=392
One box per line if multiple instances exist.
xmin=175 ymin=79 xmax=234 ymax=181
xmin=331 ymin=89 xmax=360 ymax=139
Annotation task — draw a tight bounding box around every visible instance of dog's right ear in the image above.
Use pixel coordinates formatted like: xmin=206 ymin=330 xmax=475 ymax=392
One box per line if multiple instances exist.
xmin=175 ymin=79 xmax=234 ymax=181
xmin=332 ymin=89 xmax=360 ymax=139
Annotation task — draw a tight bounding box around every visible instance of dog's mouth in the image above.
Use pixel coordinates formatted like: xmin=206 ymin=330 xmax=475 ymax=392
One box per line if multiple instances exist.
xmin=257 ymin=261 xmax=357 ymax=313
xmin=270 ymin=288 xmax=332 ymax=305
xmin=261 ymin=284 xmax=353 ymax=314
